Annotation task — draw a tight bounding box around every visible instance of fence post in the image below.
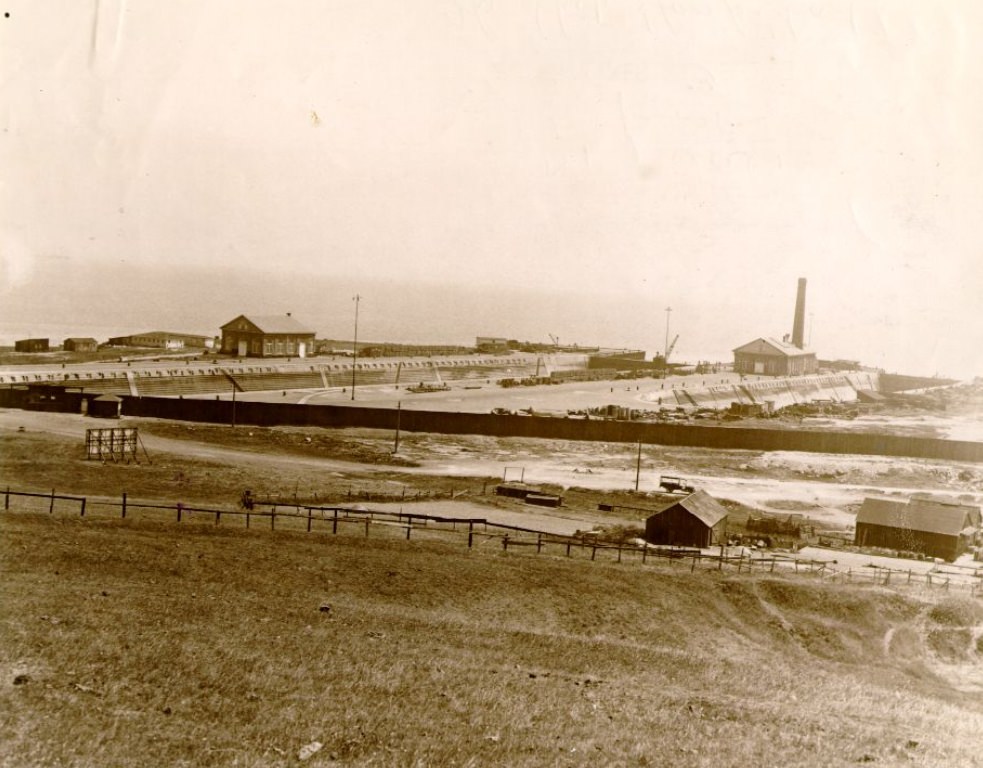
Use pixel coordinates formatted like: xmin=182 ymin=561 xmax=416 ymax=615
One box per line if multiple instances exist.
xmin=307 ymin=508 xmax=312 ymax=533
xmin=365 ymin=518 xmax=370 ymax=537
xmin=691 ymin=554 xmax=697 ymax=572
xmin=122 ymin=492 xmax=127 ymax=519
xmin=468 ymin=521 xmax=474 ymax=549
xmin=4 ymin=486 xmax=8 ymax=510
xmin=49 ymin=488 xmax=55 ymax=514
xmin=333 ymin=508 xmax=338 ymax=535
xmin=246 ymin=511 xmax=250 ymax=529
xmin=642 ymin=546 xmax=647 ymax=564
xmin=271 ymin=509 xmax=276 ymax=531
xmin=503 ymin=536 xmax=509 ymax=551
xmin=617 ymin=546 xmax=622 ymax=563
xmin=215 ymin=510 xmax=221 ymax=525
xmin=591 ymin=545 xmax=596 ymax=561
xmin=80 ymin=497 xmax=86 ymax=517
xmin=406 ymin=518 xmax=412 ymax=540
xmin=566 ymin=541 xmax=572 ymax=557
xmin=177 ymin=503 xmax=183 ymax=522
xmin=536 ymin=533 xmax=542 ymax=554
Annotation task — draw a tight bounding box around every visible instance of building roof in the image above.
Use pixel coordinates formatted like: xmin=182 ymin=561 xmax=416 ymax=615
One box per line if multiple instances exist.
xmin=857 ymin=497 xmax=978 ymax=537
xmin=650 ymin=489 xmax=729 ymax=528
xmin=222 ymin=314 xmax=315 ymax=335
xmin=733 ymin=337 xmax=816 ymax=357
xmin=64 ymin=337 xmax=98 ymax=343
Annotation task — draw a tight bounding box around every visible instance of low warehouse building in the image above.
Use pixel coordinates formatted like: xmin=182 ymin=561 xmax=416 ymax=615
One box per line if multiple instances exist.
xmin=106 ymin=331 xmax=212 ymax=349
xmin=855 ymin=497 xmax=980 ymax=562
xmin=645 ymin=490 xmax=728 ymax=548
xmin=63 ymin=337 xmax=98 ymax=352
xmin=14 ymin=338 xmax=49 ymax=353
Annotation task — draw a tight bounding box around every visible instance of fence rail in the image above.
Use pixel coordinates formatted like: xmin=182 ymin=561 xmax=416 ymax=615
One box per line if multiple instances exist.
xmin=2 ymin=485 xmax=980 ymax=594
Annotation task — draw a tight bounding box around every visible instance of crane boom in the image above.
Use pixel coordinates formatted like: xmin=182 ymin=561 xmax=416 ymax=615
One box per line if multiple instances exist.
xmin=666 ymin=334 xmax=679 ymax=362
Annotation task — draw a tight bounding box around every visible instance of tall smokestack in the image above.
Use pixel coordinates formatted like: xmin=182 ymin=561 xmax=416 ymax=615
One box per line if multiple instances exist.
xmin=791 ymin=278 xmax=807 ymax=348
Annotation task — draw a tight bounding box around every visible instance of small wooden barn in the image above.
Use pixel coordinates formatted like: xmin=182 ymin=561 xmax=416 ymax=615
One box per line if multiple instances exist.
xmin=855 ymin=497 xmax=979 ymax=562
xmin=645 ymin=490 xmax=729 ymax=548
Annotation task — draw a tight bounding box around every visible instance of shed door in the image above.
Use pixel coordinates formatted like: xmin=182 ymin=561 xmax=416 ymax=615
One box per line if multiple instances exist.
xmin=237 ymin=340 xmax=247 ymax=356
xmin=754 ymin=362 xmax=764 ymax=374
xmin=298 ymin=342 xmax=306 ymax=358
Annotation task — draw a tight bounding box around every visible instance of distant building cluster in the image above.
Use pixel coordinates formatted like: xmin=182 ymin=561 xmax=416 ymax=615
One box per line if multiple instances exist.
xmin=12 ymin=277 xmax=833 ymax=374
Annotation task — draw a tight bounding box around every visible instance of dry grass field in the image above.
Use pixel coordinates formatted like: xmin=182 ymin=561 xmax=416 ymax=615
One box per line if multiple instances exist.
xmin=3 ymin=411 xmax=983 ymax=766
xmin=3 ymin=511 xmax=983 ymax=767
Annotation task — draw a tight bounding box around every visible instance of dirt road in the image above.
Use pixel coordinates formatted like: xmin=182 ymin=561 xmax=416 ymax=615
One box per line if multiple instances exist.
xmin=4 ymin=409 xmax=981 ymax=530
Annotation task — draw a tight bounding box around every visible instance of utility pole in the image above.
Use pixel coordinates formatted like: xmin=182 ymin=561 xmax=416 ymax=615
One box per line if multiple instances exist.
xmin=351 ymin=294 xmax=361 ymax=401
xmin=634 ymin=439 xmax=642 ymax=492
xmin=394 ymin=400 xmax=401 ymax=454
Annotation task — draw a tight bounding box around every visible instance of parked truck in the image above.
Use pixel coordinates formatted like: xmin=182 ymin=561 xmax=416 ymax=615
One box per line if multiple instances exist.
xmin=659 ymin=475 xmax=695 ymax=494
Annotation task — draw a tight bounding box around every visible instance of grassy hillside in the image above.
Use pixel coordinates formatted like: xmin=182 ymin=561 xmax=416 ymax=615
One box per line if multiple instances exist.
xmin=2 ymin=513 xmax=981 ymax=767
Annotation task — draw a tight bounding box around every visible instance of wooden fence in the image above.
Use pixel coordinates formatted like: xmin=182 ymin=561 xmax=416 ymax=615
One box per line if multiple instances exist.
xmin=3 ymin=485 xmax=981 ymax=594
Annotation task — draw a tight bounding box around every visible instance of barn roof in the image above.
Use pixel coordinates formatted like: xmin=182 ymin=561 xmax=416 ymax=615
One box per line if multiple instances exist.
xmin=650 ymin=489 xmax=729 ymax=528
xmin=732 ymin=337 xmax=815 ymax=357
xmin=223 ymin=315 xmax=315 ymax=335
xmin=64 ymin=337 xmax=98 ymax=343
xmin=857 ymin=497 xmax=977 ymax=537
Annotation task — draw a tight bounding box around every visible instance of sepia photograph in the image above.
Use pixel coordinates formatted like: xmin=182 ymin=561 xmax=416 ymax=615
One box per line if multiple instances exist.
xmin=2 ymin=1 xmax=982 ymax=765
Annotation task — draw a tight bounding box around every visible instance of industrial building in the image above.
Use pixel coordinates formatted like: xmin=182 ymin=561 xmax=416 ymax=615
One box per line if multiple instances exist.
xmin=644 ymin=490 xmax=729 ymax=548
xmin=733 ymin=277 xmax=818 ymax=376
xmin=733 ymin=337 xmax=818 ymax=376
xmin=106 ymin=332 xmax=213 ymax=350
xmin=14 ymin=338 xmax=49 ymax=353
xmin=63 ymin=337 xmax=98 ymax=352
xmin=220 ymin=314 xmax=316 ymax=358
xmin=854 ymin=496 xmax=980 ymax=562
xmin=475 ymin=336 xmax=510 ymax=352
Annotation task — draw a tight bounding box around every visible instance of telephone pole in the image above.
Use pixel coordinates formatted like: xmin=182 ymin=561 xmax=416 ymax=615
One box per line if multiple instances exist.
xmin=351 ymin=294 xmax=361 ymax=401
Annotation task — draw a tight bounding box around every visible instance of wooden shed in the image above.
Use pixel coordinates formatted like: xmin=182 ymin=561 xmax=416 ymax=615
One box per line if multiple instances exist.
xmin=855 ymin=497 xmax=979 ymax=562
xmin=645 ymin=490 xmax=729 ymax=548
xmin=88 ymin=394 xmax=123 ymax=419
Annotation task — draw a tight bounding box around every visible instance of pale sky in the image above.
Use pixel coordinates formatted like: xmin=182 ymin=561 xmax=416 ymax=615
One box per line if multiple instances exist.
xmin=1 ymin=1 xmax=981 ymax=377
